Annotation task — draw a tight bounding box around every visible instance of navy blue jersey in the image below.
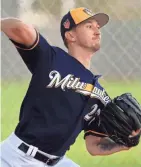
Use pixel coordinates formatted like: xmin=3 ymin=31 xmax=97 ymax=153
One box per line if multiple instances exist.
xmin=11 ymin=31 xmax=107 ymax=156
xmin=83 ymin=82 xmax=111 ymax=138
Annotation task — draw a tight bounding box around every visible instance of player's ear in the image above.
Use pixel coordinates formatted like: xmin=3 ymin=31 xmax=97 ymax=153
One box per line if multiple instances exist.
xmin=65 ymin=31 xmax=76 ymax=42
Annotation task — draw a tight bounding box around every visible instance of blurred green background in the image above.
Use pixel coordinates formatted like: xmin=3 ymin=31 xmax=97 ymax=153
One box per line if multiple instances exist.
xmin=1 ymin=81 xmax=141 ymax=167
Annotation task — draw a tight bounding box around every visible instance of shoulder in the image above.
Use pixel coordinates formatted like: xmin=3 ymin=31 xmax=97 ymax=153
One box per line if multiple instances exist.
xmin=52 ymin=46 xmax=68 ymax=55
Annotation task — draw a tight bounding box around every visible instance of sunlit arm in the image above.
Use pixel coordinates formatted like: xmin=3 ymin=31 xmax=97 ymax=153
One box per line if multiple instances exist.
xmin=1 ymin=17 xmax=36 ymax=46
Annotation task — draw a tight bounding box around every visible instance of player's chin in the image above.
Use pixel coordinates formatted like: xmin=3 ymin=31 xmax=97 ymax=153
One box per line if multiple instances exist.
xmin=93 ymin=43 xmax=101 ymax=52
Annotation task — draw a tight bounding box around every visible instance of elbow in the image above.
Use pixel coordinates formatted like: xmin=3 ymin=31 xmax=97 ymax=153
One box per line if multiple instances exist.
xmin=85 ymin=136 xmax=101 ymax=156
xmin=86 ymin=146 xmax=101 ymax=156
xmin=87 ymin=149 xmax=98 ymax=156
xmin=85 ymin=135 xmax=109 ymax=156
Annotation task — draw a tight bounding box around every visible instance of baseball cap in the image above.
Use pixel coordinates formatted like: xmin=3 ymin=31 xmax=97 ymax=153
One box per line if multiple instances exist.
xmin=60 ymin=7 xmax=109 ymax=40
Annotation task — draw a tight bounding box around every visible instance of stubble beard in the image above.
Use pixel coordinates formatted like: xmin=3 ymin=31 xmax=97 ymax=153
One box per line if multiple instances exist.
xmin=91 ymin=42 xmax=101 ymax=52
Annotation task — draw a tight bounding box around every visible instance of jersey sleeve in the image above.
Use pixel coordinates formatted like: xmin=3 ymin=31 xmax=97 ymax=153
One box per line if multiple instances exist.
xmin=83 ymin=76 xmax=111 ymax=138
xmin=84 ymin=116 xmax=109 ymax=138
xmin=83 ymin=98 xmax=108 ymax=138
xmin=10 ymin=30 xmax=54 ymax=74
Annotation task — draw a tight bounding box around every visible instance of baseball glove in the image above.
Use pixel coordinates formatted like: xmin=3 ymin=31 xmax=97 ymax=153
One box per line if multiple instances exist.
xmin=97 ymin=93 xmax=141 ymax=147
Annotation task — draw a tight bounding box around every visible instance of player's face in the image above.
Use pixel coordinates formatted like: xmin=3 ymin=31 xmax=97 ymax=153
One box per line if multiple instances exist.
xmin=74 ymin=19 xmax=101 ymax=52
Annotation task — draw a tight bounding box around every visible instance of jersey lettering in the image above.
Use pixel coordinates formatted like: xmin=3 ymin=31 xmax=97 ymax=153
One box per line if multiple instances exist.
xmin=47 ymin=70 xmax=87 ymax=91
xmin=84 ymin=104 xmax=101 ymax=121
xmin=47 ymin=70 xmax=111 ymax=105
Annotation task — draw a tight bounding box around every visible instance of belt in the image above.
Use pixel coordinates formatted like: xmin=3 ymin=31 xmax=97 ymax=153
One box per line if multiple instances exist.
xmin=18 ymin=143 xmax=62 ymax=166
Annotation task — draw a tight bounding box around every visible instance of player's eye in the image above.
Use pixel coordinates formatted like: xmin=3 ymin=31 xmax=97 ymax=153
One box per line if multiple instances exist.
xmin=86 ymin=24 xmax=92 ymax=28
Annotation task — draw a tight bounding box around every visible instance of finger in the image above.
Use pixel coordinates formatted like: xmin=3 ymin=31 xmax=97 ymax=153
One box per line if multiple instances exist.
xmin=134 ymin=128 xmax=141 ymax=135
xmin=129 ymin=129 xmax=141 ymax=137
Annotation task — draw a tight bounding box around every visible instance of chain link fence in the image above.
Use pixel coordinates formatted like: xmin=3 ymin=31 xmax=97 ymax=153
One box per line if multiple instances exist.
xmin=1 ymin=0 xmax=141 ymax=167
xmin=1 ymin=0 xmax=141 ymax=82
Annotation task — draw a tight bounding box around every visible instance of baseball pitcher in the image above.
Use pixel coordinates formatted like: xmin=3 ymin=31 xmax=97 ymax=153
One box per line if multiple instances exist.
xmin=1 ymin=7 xmax=141 ymax=167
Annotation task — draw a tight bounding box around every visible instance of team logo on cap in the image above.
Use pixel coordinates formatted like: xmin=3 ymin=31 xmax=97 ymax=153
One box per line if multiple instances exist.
xmin=83 ymin=8 xmax=94 ymax=16
xmin=63 ymin=19 xmax=70 ymax=29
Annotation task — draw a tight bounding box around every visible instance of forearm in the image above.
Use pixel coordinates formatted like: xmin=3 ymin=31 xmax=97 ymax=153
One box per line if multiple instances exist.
xmin=86 ymin=136 xmax=129 ymax=156
xmin=95 ymin=137 xmax=129 ymax=155
xmin=1 ymin=18 xmax=36 ymax=46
